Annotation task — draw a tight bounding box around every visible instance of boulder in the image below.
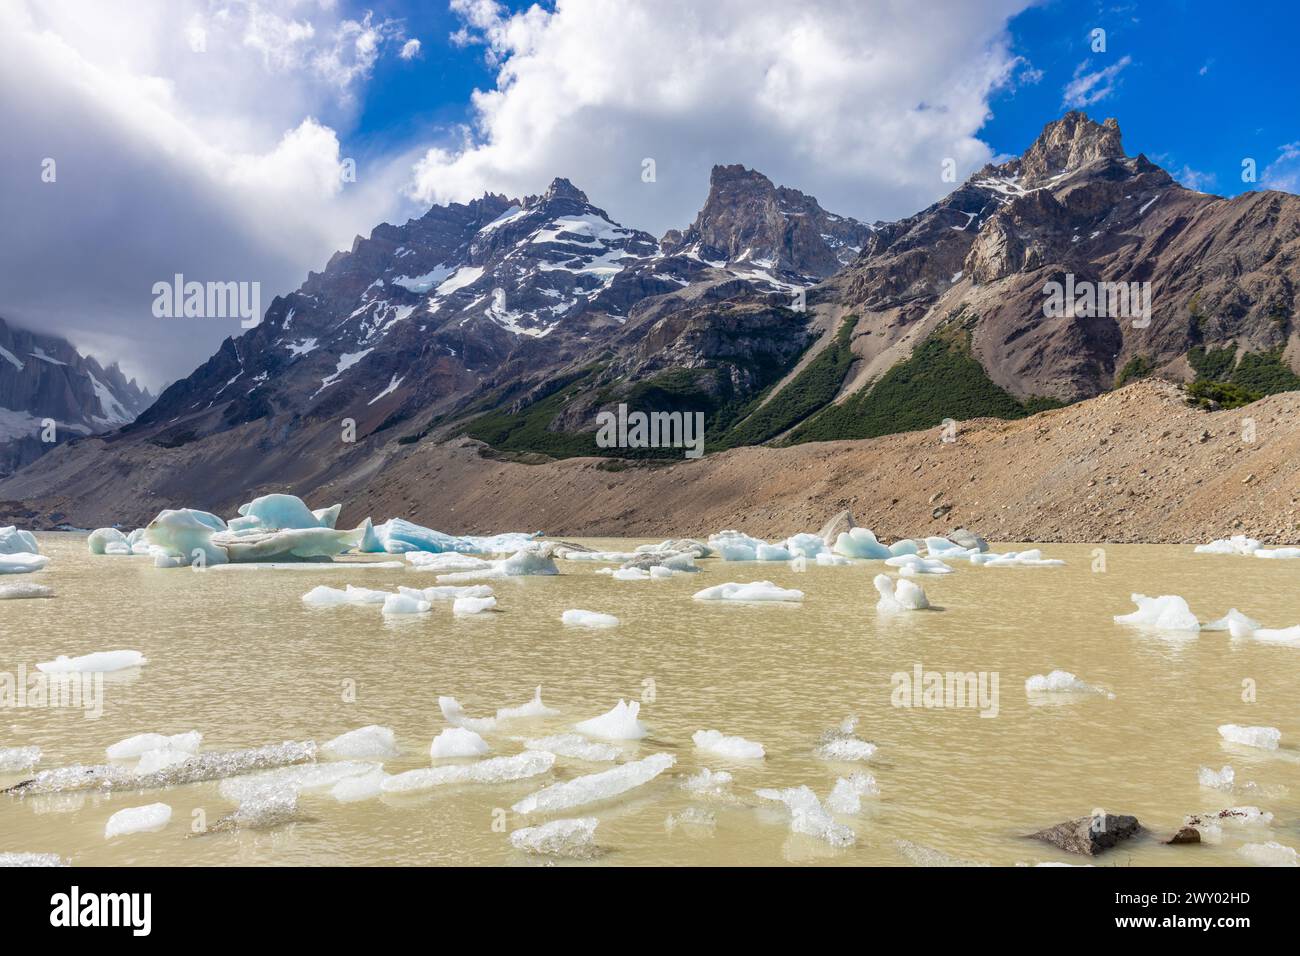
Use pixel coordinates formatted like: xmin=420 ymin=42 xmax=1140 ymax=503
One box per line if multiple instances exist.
xmin=1166 ymin=826 xmax=1201 ymax=845
xmin=1030 ymin=813 xmax=1141 ymax=856
xmin=818 ymin=510 xmax=855 ymax=547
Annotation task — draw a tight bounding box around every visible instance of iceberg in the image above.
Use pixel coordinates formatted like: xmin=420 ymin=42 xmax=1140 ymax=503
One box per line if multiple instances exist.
xmin=354 ymin=516 xmax=384 ymax=553
xmin=439 ymin=696 xmax=497 ymax=734
xmin=523 ymin=734 xmax=620 ymax=762
xmin=381 ymin=750 xmax=555 ymax=793
xmin=321 ymin=726 xmax=398 ymax=760
xmin=215 ymin=526 xmax=354 ymax=563
xmin=1194 ymin=535 xmax=1261 ymax=555
xmin=562 ymin=609 xmax=620 ymax=628
xmin=884 ymin=554 xmax=953 ymax=575
xmin=783 ymin=533 xmax=827 ymax=558
xmin=87 ymin=527 xmax=130 ymax=555
xmin=430 ymin=727 xmax=490 ymax=758
xmin=143 ymin=508 xmax=229 ymax=566
xmin=512 ymin=752 xmax=675 ymax=814
xmin=234 ymin=493 xmax=336 ymax=531
xmin=692 ymin=581 xmax=804 ymax=602
xmin=874 ymin=574 xmax=929 ymax=612
xmin=692 ymin=729 xmax=765 ymax=760
xmin=833 ymin=527 xmax=891 ymax=559
xmin=382 ymin=593 xmax=431 ymax=615
xmin=574 ymin=699 xmax=648 ymax=740
xmin=1218 ymin=724 xmax=1281 ymax=750
xmin=1114 ymin=594 xmax=1200 ymax=631
xmin=0 ymin=526 xmax=40 ymax=554
xmin=104 ymin=802 xmax=171 ymax=838
xmin=107 ymin=731 xmax=200 ymax=761
xmin=707 ymin=530 xmax=770 ymax=561
xmin=453 ymin=595 xmax=497 ymax=614
xmin=373 ymin=518 xmax=477 ymax=554
xmin=36 ymin=650 xmax=145 ymax=673
xmin=755 ymin=784 xmax=854 ymax=847
xmin=0 ymin=553 xmax=48 ymax=574
xmin=509 ymin=817 xmax=599 ymax=857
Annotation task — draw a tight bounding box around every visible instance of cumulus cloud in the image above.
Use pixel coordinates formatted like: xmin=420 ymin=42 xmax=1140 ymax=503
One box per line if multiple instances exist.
xmin=0 ymin=0 xmax=420 ymax=387
xmin=1261 ymin=142 xmax=1300 ymax=194
xmin=1062 ymin=55 xmax=1132 ymax=109
xmin=400 ymin=38 xmax=422 ymax=60
xmin=413 ymin=0 xmax=1033 ymax=236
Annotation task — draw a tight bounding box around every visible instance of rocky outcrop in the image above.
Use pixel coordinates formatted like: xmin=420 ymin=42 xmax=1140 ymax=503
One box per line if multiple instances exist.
xmin=1031 ymin=813 xmax=1142 ymax=856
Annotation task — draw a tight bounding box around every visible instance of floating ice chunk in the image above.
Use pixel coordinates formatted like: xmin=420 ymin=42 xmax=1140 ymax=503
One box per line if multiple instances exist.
xmin=439 ymin=696 xmax=497 ymax=734
xmin=216 ymin=526 xmax=355 ymax=562
xmin=0 ymin=746 xmax=41 ymax=773
xmin=1198 ymin=765 xmax=1235 ymax=790
xmin=495 ymin=686 xmax=559 ymax=721
xmin=5 ymin=740 xmax=317 ymax=795
xmin=301 ymin=584 xmax=391 ymax=607
xmin=1114 ymin=593 xmax=1200 ymax=631
xmin=1202 ymin=608 xmax=1261 ymax=632
xmin=430 ymin=727 xmax=490 ymax=758
xmin=331 ymin=768 xmax=389 ymax=802
xmin=460 ymin=532 xmax=543 ymax=555
xmin=1238 ymin=842 xmax=1298 ymax=867
xmin=708 ymin=530 xmax=769 ymax=561
xmin=0 ymin=852 xmax=67 ymax=867
xmin=561 ymin=550 xmax=641 ymax=562
xmin=104 ymin=802 xmax=171 ymax=838
xmin=313 ymin=504 xmax=342 ymax=529
xmin=0 ymin=553 xmax=49 ymax=574
xmin=0 ymin=583 xmax=54 ymax=599
xmin=756 ymin=785 xmax=854 ymax=847
xmin=924 ymin=536 xmax=971 ymax=557
xmin=219 ymin=760 xmax=379 ymax=803
xmin=1194 ymin=535 xmax=1261 ymax=555
xmin=682 ymin=768 xmax=733 ymax=795
xmin=755 ymin=543 xmax=792 ymax=561
xmin=816 ymin=738 xmax=877 ymax=762
xmin=509 ymin=817 xmax=599 ymax=858
xmin=382 ymin=593 xmax=431 ymax=615
xmin=322 ymin=725 xmax=398 ymax=760
xmin=874 ymin=574 xmax=929 ymax=612
xmin=825 ymin=772 xmax=879 ymax=814
xmin=524 ymin=734 xmax=620 ymax=762
xmin=405 ymin=552 xmax=491 ymax=572
xmin=666 ymin=807 xmax=717 ymax=830
xmin=354 ymin=517 xmax=384 ymax=553
xmin=0 ymin=526 xmax=40 ymax=554
xmin=453 ymin=595 xmax=497 ymax=614
xmin=438 ymin=547 xmax=558 ymax=582
xmin=562 ymin=609 xmax=620 ymax=628
xmin=382 ymin=750 xmax=555 ymax=793
xmin=649 ymin=566 xmax=675 ymax=579
xmin=36 ymin=650 xmax=145 ymax=673
xmin=1253 ymin=547 xmax=1300 ymax=560
xmin=575 ymin=699 xmax=648 ymax=740
xmin=783 ymin=533 xmax=827 ymax=558
xmin=692 ymin=729 xmax=765 ymax=760
xmin=610 ymin=567 xmax=650 ymax=580
xmin=884 ymin=553 xmax=953 ymax=575
xmin=236 ymin=493 xmax=337 ymax=531
xmin=1218 ymin=724 xmax=1281 ymax=750
xmin=968 ymin=549 xmax=1064 ymax=567
xmin=512 ymin=752 xmax=675 ymax=814
xmin=134 ymin=749 xmax=192 ymax=776
xmin=833 ymin=528 xmax=891 ymax=559
xmin=374 ymin=517 xmax=477 ymax=554
xmin=692 ymin=581 xmax=804 ymax=602
xmin=1024 ymin=670 xmax=1112 ymax=697
xmin=143 ymin=508 xmax=229 ymax=566
xmin=87 ymin=527 xmax=129 ymax=555
xmin=816 ymin=552 xmax=850 ymax=566
xmin=398 ymin=584 xmax=494 ymax=602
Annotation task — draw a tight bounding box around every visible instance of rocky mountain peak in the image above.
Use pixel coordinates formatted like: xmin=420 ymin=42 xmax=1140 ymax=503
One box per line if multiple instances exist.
xmin=541 ymin=177 xmax=590 ymax=205
xmin=1018 ymin=111 xmax=1125 ymax=185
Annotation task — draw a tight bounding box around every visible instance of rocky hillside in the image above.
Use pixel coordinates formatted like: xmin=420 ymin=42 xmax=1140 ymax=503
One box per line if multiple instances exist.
xmin=0 ymin=316 xmax=152 ymax=476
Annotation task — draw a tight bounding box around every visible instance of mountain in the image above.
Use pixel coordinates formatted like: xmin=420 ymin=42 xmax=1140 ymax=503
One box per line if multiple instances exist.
xmin=3 ymin=111 xmax=1299 ymax=529
xmin=0 ymin=317 xmax=152 ymax=476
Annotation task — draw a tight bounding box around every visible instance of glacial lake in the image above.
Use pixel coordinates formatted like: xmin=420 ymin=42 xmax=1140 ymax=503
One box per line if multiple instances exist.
xmin=2 ymin=532 xmax=1298 ymax=866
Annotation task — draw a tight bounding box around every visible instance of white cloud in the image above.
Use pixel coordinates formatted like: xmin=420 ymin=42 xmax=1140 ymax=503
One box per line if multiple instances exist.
xmin=1261 ymin=142 xmax=1300 ymax=193
xmin=1062 ymin=55 xmax=1132 ymax=109
xmin=1175 ymin=165 xmax=1217 ymax=192
xmin=400 ymin=38 xmax=422 ymax=60
xmin=413 ymin=0 xmax=1034 ymax=236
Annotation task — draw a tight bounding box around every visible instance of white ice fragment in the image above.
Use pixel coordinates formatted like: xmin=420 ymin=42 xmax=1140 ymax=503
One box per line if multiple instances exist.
xmin=884 ymin=553 xmax=953 ymax=575
xmin=0 ymin=526 xmax=40 ymax=554
xmin=874 ymin=573 xmax=929 ymax=612
xmin=575 ymin=699 xmax=647 ymax=739
xmin=682 ymin=768 xmax=733 ymax=795
xmin=36 ymin=650 xmax=146 ymax=673
xmin=0 ymin=745 xmax=41 ymax=773
xmin=512 ymin=752 xmax=675 ymax=814
xmin=833 ymin=527 xmax=891 ymax=559
xmin=825 ymin=772 xmax=879 ymax=814
xmin=104 ymin=802 xmax=172 ymax=838
xmin=562 ymin=609 xmax=619 ymax=627
xmin=133 ymin=748 xmax=192 ymax=776
xmin=405 ymin=553 xmax=491 ymax=572
xmin=453 ymin=595 xmax=497 ymax=615
xmin=692 ymin=729 xmax=765 ymax=760
xmin=495 ymin=686 xmax=559 ymax=721
xmin=1238 ymin=842 xmax=1298 ymax=867
xmin=0 ymin=583 xmax=54 ymax=599
xmin=692 ymin=581 xmax=803 ymax=602
xmin=1198 ymin=765 xmax=1235 ymax=790
xmin=87 ymin=527 xmax=130 ymax=555
xmin=815 ymin=738 xmax=878 ymax=762
xmin=322 ymin=725 xmax=398 ymax=760
xmin=430 ymin=727 xmax=489 ymax=758
xmin=1218 ymin=724 xmax=1281 ymax=750
xmin=523 ymin=734 xmax=620 ymax=762
xmin=381 ymin=750 xmax=555 ymax=793
xmin=509 ymin=817 xmax=599 ymax=857
xmin=1202 ymin=608 xmax=1261 ymax=632
xmin=968 ymin=549 xmax=1064 ymax=567
xmin=1114 ymin=593 xmax=1200 ymax=631
xmin=1194 ymin=535 xmax=1261 ymax=555
xmin=0 ymin=853 xmax=67 ymax=867
xmin=0 ymin=553 xmax=49 ymax=574
xmin=382 ymin=593 xmax=431 ymax=615
xmin=756 ymin=785 xmax=854 ymax=847
xmin=218 ymin=760 xmax=378 ymax=803
xmin=106 ymin=732 xmax=201 ymax=761
xmin=331 ymin=768 xmax=389 ymax=802
xmin=1024 ymin=670 xmax=1112 ymax=697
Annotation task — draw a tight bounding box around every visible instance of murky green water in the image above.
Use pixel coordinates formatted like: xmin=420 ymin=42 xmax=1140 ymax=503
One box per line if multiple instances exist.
xmin=2 ymin=533 xmax=1297 ymax=865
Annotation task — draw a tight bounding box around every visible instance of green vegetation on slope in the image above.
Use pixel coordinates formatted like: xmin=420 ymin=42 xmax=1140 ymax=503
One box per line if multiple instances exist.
xmin=1115 ymin=354 xmax=1155 ymax=387
xmin=713 ymin=315 xmax=858 ymax=449
xmin=1182 ymin=344 xmax=1300 ymax=410
xmin=786 ymin=315 xmax=1061 ymax=445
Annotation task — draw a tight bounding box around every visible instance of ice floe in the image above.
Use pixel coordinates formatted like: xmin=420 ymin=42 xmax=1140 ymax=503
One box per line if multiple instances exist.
xmin=562 ymin=609 xmax=619 ymax=628
xmin=512 ymin=752 xmax=675 ymax=814
xmin=1238 ymin=842 xmax=1298 ymax=867
xmin=430 ymin=727 xmax=490 ymax=758
xmin=0 ymin=552 xmax=49 ymax=574
xmin=439 ymin=696 xmax=498 ymax=735
xmin=815 ymin=716 xmax=876 ymax=762
xmin=756 ymin=785 xmax=854 ymax=847
xmin=874 ymin=574 xmax=929 ymax=612
xmin=331 ymin=769 xmax=389 ymax=803
xmin=0 ymin=852 xmax=66 ymax=867
xmin=301 ymin=584 xmax=390 ymax=607
xmin=382 ymin=593 xmax=431 ymax=615
xmin=692 ymin=729 xmax=764 ymax=760
xmin=405 ymin=553 xmax=491 ymax=572
xmin=833 ymin=528 xmax=892 ymax=559
xmin=1194 ymin=535 xmax=1262 ymax=555
xmin=968 ymin=549 xmax=1064 ymax=567
xmin=1114 ymin=594 xmax=1200 ymax=632
xmin=682 ymin=767 xmax=734 ymax=795
xmin=1218 ymin=724 xmax=1281 ymax=750
xmin=106 ymin=731 xmax=201 ymax=761
xmin=1024 ymin=670 xmax=1113 ymax=698
xmin=509 ymin=817 xmax=600 ymax=858
xmin=0 ymin=526 xmax=39 ymax=554
xmin=1202 ymin=608 xmax=1260 ymax=633
xmin=495 ymin=686 xmax=560 ymax=721
xmin=523 ymin=734 xmax=620 ymax=762
xmin=884 ymin=553 xmax=953 ymax=575
xmin=437 ymin=546 xmax=559 ymax=582
xmin=1198 ymin=765 xmax=1235 ymax=790
xmin=708 ymin=530 xmax=787 ymax=561
xmin=575 ymin=699 xmax=648 ymax=740
xmin=36 ymin=650 xmax=146 ymax=673
xmin=692 ymin=581 xmax=804 ymax=602
xmin=321 ymin=726 xmax=398 ymax=760
xmin=382 ymin=751 xmax=555 ymax=794
xmin=0 ymin=746 xmax=41 ymax=773
xmin=219 ymin=760 xmax=379 ymax=803
xmin=825 ymin=772 xmax=880 ymax=814
xmin=453 ymin=595 xmax=497 ymax=614
xmin=104 ymin=803 xmax=172 ymax=838
xmin=0 ymin=583 xmax=54 ymax=599
xmin=88 ymin=527 xmax=131 ymax=555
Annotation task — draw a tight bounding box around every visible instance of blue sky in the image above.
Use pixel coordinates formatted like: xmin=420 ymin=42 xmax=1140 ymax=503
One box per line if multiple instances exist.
xmin=3 ymin=0 xmax=1297 ymax=385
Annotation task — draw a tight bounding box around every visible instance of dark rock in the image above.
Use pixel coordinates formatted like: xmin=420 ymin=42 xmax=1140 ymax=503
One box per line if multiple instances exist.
xmin=1166 ymin=826 xmax=1201 ymax=845
xmin=1030 ymin=813 xmax=1141 ymax=855
xmin=946 ymin=528 xmax=988 ymax=551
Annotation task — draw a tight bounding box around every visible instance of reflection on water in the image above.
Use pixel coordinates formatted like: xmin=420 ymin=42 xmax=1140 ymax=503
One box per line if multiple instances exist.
xmin=1 ymin=533 xmax=1297 ymax=866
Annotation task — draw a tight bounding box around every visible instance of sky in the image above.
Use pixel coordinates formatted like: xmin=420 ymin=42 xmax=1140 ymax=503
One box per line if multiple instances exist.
xmin=1 ymin=0 xmax=1297 ymax=390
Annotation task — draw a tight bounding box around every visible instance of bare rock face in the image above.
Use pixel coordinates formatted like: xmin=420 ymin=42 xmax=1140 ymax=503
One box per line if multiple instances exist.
xmin=1018 ymin=112 xmax=1125 ymax=186
xmin=1031 ymin=813 xmax=1142 ymax=856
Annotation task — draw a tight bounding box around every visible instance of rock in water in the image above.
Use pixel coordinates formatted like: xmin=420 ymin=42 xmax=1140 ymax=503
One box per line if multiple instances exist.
xmin=1030 ymin=813 xmax=1141 ymax=855
xmin=1166 ymin=826 xmax=1201 ymax=845
xmin=818 ymin=510 xmax=855 ymax=547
